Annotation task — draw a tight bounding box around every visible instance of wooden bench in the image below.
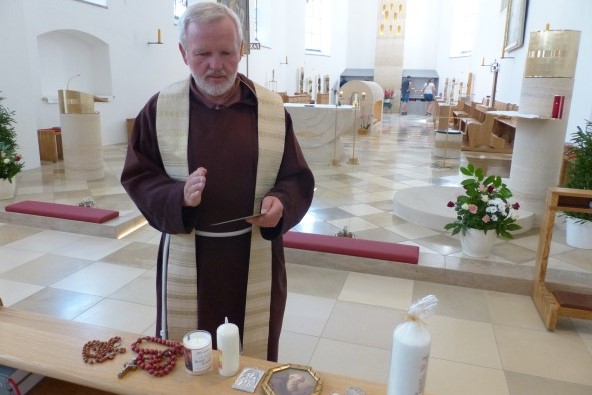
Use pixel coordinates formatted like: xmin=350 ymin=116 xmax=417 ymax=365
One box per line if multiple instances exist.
xmin=279 ymin=92 xmax=311 ymax=104
xmin=451 ymin=101 xmax=474 ymax=129
xmin=432 ymin=100 xmax=452 ymax=130
xmin=0 ymin=304 xmax=387 ymax=395
xmin=316 ymin=92 xmax=329 ymax=104
xmin=283 ymin=231 xmax=420 ymax=264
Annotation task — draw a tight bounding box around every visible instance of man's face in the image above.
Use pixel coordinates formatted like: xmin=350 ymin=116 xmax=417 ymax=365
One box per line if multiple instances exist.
xmin=179 ymin=17 xmax=242 ymax=97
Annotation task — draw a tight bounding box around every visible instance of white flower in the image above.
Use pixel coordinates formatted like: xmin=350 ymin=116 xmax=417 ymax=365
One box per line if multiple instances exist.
xmin=481 ymin=194 xmax=489 ymax=202
xmin=486 ymin=205 xmax=498 ymax=214
xmin=3 ymin=158 xmax=10 ymax=165
xmin=461 ymin=203 xmax=469 ymax=210
xmin=491 ymin=214 xmax=499 ymax=221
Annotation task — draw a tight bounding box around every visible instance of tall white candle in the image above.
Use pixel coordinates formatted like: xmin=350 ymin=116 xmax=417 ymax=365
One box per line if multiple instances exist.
xmin=216 ymin=317 xmax=240 ymax=377
xmin=387 ymin=321 xmax=431 ymax=395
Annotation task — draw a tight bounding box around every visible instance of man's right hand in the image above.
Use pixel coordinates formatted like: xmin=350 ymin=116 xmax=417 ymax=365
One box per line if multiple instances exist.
xmin=184 ymin=167 xmax=207 ymax=207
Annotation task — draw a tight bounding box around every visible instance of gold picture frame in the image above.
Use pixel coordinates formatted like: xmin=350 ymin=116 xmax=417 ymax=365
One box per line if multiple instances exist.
xmin=218 ymin=0 xmax=250 ymax=55
xmin=262 ymin=364 xmax=322 ymax=395
xmin=503 ymin=0 xmax=528 ymax=53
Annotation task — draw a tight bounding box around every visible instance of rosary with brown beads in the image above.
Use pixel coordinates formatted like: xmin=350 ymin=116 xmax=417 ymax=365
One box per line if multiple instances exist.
xmin=82 ymin=336 xmax=126 ymax=364
xmin=118 ymin=336 xmax=184 ymax=378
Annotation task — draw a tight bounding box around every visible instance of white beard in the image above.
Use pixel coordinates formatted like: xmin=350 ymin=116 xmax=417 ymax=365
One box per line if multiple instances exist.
xmin=193 ymin=71 xmax=237 ymax=97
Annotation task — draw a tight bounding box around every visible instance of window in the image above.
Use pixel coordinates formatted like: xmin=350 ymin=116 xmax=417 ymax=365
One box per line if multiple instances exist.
xmin=449 ymin=0 xmax=478 ymax=57
xmin=304 ymin=0 xmax=331 ymax=55
xmin=253 ymin=0 xmax=271 ymax=47
xmin=174 ymin=0 xmax=187 ymax=21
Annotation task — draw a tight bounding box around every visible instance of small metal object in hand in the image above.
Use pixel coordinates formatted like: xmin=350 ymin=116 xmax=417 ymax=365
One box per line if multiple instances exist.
xmin=118 ymin=359 xmax=138 ymax=379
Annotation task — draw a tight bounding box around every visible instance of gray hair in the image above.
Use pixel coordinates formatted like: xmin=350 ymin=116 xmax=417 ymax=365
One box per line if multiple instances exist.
xmin=178 ymin=2 xmax=243 ymax=50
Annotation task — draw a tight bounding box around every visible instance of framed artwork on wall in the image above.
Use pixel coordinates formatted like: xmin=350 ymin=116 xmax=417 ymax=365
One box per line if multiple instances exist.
xmin=503 ymin=0 xmax=528 ymax=53
xmin=218 ymin=0 xmax=250 ymax=54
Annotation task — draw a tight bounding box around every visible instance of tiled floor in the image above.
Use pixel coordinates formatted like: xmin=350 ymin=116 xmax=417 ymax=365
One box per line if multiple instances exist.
xmin=1 ymin=112 xmax=592 ymax=394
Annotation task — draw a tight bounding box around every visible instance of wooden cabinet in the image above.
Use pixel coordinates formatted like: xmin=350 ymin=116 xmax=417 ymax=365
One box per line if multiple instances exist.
xmin=532 ymin=187 xmax=592 ymax=330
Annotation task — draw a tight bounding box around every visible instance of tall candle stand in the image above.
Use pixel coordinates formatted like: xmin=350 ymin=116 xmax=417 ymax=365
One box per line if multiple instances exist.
xmin=330 ymin=91 xmax=344 ymax=166
xmin=347 ymin=92 xmax=360 ymax=165
xmin=481 ymin=58 xmax=501 ymax=106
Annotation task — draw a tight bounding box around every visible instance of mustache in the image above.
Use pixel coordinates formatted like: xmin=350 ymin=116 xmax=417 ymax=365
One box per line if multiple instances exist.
xmin=204 ymin=71 xmax=227 ymax=78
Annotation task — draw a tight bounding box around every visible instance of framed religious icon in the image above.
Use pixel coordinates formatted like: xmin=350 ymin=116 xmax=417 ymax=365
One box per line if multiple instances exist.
xmin=503 ymin=0 xmax=528 ymax=53
xmin=262 ymin=364 xmax=322 ymax=395
xmin=218 ymin=0 xmax=250 ymax=54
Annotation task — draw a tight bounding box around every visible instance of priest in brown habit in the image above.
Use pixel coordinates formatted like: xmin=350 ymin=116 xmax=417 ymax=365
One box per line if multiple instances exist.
xmin=121 ymin=2 xmax=314 ymax=362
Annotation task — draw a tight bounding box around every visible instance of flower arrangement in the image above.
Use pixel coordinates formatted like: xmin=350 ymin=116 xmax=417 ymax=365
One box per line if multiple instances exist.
xmin=0 ymin=94 xmax=24 ymax=183
xmin=384 ymin=89 xmax=394 ymax=100
xmin=0 ymin=143 xmax=24 ymax=183
xmin=444 ymin=163 xmax=521 ymax=239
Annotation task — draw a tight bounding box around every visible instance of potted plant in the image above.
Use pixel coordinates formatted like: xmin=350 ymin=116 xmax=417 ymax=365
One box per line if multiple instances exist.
xmin=444 ymin=163 xmax=521 ymax=257
xmin=384 ymin=89 xmax=394 ymax=111
xmin=562 ymin=119 xmax=592 ymax=248
xmin=0 ymin=94 xmax=24 ymax=199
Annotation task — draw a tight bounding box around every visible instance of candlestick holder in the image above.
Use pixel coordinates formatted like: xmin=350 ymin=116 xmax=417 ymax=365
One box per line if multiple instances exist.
xmin=347 ymin=93 xmax=361 ymax=165
xmin=148 ymin=28 xmax=163 ymax=45
xmin=330 ymin=104 xmax=340 ymax=166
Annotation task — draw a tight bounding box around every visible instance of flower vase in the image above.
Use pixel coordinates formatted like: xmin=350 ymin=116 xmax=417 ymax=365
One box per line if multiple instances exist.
xmin=460 ymin=229 xmax=496 ymax=258
xmin=0 ymin=179 xmax=17 ymax=200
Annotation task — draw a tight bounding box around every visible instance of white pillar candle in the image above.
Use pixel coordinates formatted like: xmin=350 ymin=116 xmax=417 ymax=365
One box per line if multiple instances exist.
xmin=216 ymin=317 xmax=240 ymax=377
xmin=387 ymin=321 xmax=431 ymax=395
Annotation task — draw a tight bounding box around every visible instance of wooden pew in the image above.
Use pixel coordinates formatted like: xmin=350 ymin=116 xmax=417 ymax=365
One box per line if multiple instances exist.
xmin=278 ymin=92 xmax=312 ymax=104
xmin=316 ymin=92 xmax=329 ymax=104
xmin=432 ymin=100 xmax=452 ymax=130
xmin=451 ymin=101 xmax=474 ymax=129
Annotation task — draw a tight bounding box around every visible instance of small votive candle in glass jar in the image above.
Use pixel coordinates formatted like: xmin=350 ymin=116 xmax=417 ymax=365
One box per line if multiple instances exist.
xmin=183 ymin=330 xmax=212 ymax=375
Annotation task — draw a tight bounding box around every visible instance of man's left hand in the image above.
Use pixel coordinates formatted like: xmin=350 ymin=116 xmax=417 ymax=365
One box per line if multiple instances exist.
xmin=247 ymin=196 xmax=283 ymax=228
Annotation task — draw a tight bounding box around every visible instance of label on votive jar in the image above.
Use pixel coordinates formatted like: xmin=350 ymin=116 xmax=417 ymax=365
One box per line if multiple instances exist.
xmin=183 ymin=330 xmax=212 ymax=375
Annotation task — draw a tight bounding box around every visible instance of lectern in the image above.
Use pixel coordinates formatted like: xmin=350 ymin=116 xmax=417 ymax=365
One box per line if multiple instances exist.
xmin=58 ymin=90 xmax=107 ymax=180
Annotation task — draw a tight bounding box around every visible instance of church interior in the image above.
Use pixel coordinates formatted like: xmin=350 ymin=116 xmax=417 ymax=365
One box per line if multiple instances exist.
xmin=1 ymin=0 xmax=592 ymax=394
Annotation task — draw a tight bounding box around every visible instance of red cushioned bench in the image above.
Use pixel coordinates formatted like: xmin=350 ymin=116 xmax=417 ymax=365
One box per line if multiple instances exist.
xmin=282 ymin=231 xmax=419 ymax=264
xmin=5 ymin=200 xmax=119 ymax=224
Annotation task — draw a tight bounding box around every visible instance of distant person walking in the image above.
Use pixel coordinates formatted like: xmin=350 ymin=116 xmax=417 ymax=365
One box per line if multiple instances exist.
xmin=400 ymin=75 xmax=412 ymax=115
xmin=423 ymin=78 xmax=436 ymax=115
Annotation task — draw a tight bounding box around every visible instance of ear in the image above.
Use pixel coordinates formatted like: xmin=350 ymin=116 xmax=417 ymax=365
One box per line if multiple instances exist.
xmin=179 ymin=43 xmax=189 ymax=65
xmin=239 ymin=41 xmax=244 ymax=58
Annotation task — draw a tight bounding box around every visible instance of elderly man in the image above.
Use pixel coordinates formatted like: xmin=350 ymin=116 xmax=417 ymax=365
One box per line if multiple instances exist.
xmin=121 ymin=2 xmax=314 ymax=361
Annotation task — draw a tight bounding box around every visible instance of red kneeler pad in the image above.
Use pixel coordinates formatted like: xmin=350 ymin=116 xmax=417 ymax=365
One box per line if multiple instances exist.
xmin=5 ymin=200 xmax=119 ymax=224
xmin=282 ymin=231 xmax=419 ymax=264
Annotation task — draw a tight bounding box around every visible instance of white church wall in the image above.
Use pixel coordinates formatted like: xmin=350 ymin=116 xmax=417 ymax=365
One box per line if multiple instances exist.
xmin=1 ymin=0 xmax=591 ymax=172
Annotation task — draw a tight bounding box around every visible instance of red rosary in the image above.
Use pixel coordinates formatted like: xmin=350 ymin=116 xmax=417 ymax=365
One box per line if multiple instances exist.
xmin=82 ymin=336 xmax=126 ymax=364
xmin=118 ymin=336 xmax=184 ymax=378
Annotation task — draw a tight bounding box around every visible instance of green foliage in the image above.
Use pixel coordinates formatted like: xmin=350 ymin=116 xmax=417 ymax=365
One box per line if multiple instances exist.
xmin=0 ymin=94 xmax=24 ymax=182
xmin=563 ymin=119 xmax=592 ymax=222
xmin=444 ymin=163 xmax=521 ymax=239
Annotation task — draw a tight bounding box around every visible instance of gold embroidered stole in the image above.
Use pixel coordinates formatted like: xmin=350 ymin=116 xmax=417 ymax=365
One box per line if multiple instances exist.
xmin=155 ymin=77 xmax=285 ymax=359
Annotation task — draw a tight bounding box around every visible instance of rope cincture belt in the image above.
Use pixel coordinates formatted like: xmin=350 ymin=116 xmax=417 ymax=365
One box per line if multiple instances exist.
xmin=194 ymin=228 xmax=252 ymax=238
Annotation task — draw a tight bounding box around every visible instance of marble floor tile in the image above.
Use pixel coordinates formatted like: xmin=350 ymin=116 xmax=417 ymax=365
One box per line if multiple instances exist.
xmin=338 ymin=272 xmax=414 ymax=310
xmin=51 ymin=261 xmax=145 ymax=297
xmin=2 ymin=112 xmax=591 ymax=394
xmin=282 ymin=292 xmax=335 ymax=337
xmin=495 ymin=325 xmax=592 ymax=385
